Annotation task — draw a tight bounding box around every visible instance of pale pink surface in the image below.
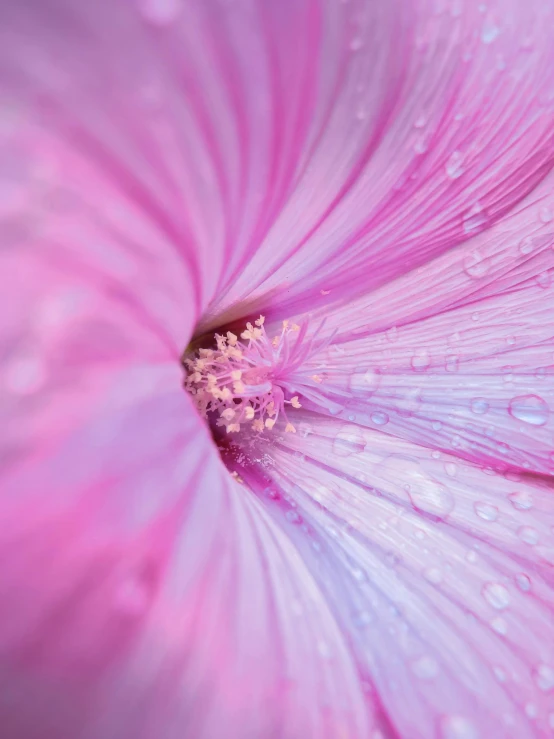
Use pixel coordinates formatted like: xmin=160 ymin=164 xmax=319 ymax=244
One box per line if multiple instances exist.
xmin=1 ymin=0 xmax=554 ymax=738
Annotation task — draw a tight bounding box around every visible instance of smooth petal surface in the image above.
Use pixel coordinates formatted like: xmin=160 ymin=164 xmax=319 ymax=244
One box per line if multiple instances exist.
xmin=245 ymin=414 xmax=554 ymax=738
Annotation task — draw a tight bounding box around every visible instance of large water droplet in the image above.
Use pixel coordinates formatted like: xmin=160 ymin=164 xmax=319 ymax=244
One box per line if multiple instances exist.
xmin=463 ymin=250 xmax=490 ymax=278
xmin=508 ymin=490 xmax=533 ymax=511
xmin=517 ymin=526 xmax=539 ymax=545
xmin=424 ymin=566 xmax=443 ymax=584
xmin=411 ymin=655 xmax=439 ymax=679
xmin=474 ymin=502 xmax=498 ymax=522
xmin=536 ymin=270 xmax=552 ymax=289
xmin=332 ymin=427 xmax=366 ymax=457
xmin=539 ymin=205 xmax=553 ymax=223
xmin=491 ymin=616 xmax=507 ymax=635
xmin=462 ymin=202 xmax=486 ymax=234
xmin=411 ymin=349 xmax=431 ymax=371
xmin=508 ymin=394 xmax=549 ymax=426
xmin=371 ymin=411 xmax=389 ymax=426
xmin=445 ymin=150 xmax=465 ymax=179
xmin=533 ymin=664 xmax=554 ymax=692
xmin=470 ymin=398 xmax=489 ymax=415
xmin=481 ymin=18 xmax=500 ymax=44
xmin=350 ymin=367 xmax=381 ymax=394
xmin=482 ymin=582 xmax=510 ymax=610
xmin=440 ymin=714 xmax=480 ymax=739
xmin=515 ymin=573 xmax=531 ymax=592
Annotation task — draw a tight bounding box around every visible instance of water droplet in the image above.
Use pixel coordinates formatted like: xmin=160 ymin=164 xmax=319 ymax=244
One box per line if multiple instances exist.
xmin=491 ymin=616 xmax=507 ymax=635
xmin=411 ymin=349 xmax=431 ymax=371
xmin=482 ymin=582 xmax=510 ymax=610
xmin=371 ymin=411 xmax=389 ymax=426
xmin=285 ymin=509 xmax=302 ymax=525
xmin=424 ymin=567 xmax=443 ymax=584
xmin=539 ymin=205 xmax=553 ymax=223
xmin=525 ymin=702 xmax=537 ymax=719
xmin=462 ymin=202 xmax=486 ymax=234
xmin=470 ymin=398 xmax=489 ymax=415
xmin=411 ymin=655 xmax=439 ymax=679
xmin=536 ymin=270 xmax=552 ymax=289
xmin=508 ymin=490 xmax=533 ymax=511
xmin=414 ymin=113 xmax=427 ymax=128
xmin=517 ymin=526 xmax=539 ymax=545
xmin=414 ymin=136 xmax=429 ymax=155
xmin=533 ymin=664 xmax=554 ymax=691
xmin=463 ymin=250 xmax=491 ymax=278
xmin=444 ymin=462 xmax=458 ymax=478
xmin=332 ymin=427 xmax=366 ymax=457
xmin=508 ymin=394 xmax=549 ymax=426
xmin=350 ymin=368 xmax=381 ymax=394
xmin=481 ymin=18 xmax=500 ymax=44
xmin=440 ymin=714 xmax=479 ymax=739
xmin=515 ymin=573 xmax=531 ymax=592
xmin=445 ymin=150 xmax=465 ymax=179
xmin=138 ymin=0 xmax=182 ymax=25
xmin=474 ymin=502 xmax=498 ymax=522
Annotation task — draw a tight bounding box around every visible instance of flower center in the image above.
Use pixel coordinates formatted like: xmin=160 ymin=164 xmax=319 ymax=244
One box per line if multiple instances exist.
xmin=184 ymin=316 xmax=309 ymax=434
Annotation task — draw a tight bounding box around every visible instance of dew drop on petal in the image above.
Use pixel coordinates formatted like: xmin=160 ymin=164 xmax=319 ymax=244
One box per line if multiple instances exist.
xmin=482 ymin=582 xmax=510 ymax=610
xmin=462 ymin=250 xmax=490 ymax=278
xmin=517 ymin=526 xmax=539 ymax=545
xmin=539 ymin=205 xmax=553 ymax=223
xmin=370 ymin=411 xmax=389 ymax=426
xmin=462 ymin=202 xmax=486 ymax=234
xmin=470 ymin=398 xmax=489 ymax=415
xmin=440 ymin=714 xmax=479 ymax=739
xmin=508 ymin=394 xmax=549 ymax=426
xmin=424 ymin=567 xmax=443 ymax=584
xmin=350 ymin=367 xmax=381 ymax=394
xmin=533 ymin=664 xmax=554 ymax=692
xmin=411 ymin=655 xmax=439 ymax=680
xmin=332 ymin=427 xmax=366 ymax=457
xmin=481 ymin=18 xmax=500 ymax=44
xmin=491 ymin=616 xmax=508 ymax=635
xmin=445 ymin=150 xmax=465 ymax=179
xmin=408 ymin=479 xmax=454 ymax=519
xmin=508 ymin=490 xmax=533 ymax=511
xmin=536 ymin=271 xmax=552 ymax=289
xmin=474 ymin=502 xmax=498 ymax=522
xmin=411 ymin=349 xmax=431 ymax=371
xmin=515 ymin=573 xmax=531 ymax=592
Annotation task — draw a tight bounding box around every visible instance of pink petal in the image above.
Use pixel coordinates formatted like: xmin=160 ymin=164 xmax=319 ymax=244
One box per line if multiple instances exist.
xmin=301 ymin=172 xmax=554 ymax=474
xmin=255 ymin=415 xmax=554 ymax=738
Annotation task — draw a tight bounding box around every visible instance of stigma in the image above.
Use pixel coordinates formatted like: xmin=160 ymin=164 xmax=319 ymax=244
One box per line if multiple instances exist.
xmin=184 ymin=316 xmax=304 ymax=434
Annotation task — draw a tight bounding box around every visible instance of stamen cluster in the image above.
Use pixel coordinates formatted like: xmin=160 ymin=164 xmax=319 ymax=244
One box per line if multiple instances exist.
xmin=184 ymin=316 xmax=302 ymax=434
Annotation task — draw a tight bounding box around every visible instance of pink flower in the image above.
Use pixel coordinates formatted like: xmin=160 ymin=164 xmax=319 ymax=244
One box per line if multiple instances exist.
xmin=1 ymin=0 xmax=554 ymax=737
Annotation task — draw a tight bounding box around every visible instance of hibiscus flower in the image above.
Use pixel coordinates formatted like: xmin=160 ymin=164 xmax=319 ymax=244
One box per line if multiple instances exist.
xmin=1 ymin=0 xmax=554 ymax=737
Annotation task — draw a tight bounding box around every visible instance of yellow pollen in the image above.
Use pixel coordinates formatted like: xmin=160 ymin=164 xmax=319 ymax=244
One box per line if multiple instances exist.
xmin=233 ymin=380 xmax=246 ymax=394
xmin=252 ymin=419 xmax=264 ymax=432
xmin=290 ymin=396 xmax=301 ymax=408
xmin=265 ymin=418 xmax=276 ymax=429
xmin=244 ymin=406 xmax=255 ymax=420
xmin=227 ymin=332 xmax=238 ymax=345
xmin=230 ymin=370 xmax=242 ymax=381
xmin=285 ymin=423 xmax=296 ymax=433
xmin=227 ymin=423 xmax=241 ymax=433
xmin=255 ymin=315 xmax=265 ymax=326
xmin=221 ymin=408 xmax=235 ymax=420
xmin=311 ymin=374 xmax=323 ymax=383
